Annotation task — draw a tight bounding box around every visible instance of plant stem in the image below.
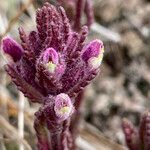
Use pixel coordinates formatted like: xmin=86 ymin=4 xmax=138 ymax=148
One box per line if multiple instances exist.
xmin=46 ymin=121 xmax=63 ymax=150
xmin=61 ymin=119 xmax=71 ymax=150
xmin=70 ymin=92 xmax=84 ymax=149
xmin=34 ymin=110 xmax=51 ymax=150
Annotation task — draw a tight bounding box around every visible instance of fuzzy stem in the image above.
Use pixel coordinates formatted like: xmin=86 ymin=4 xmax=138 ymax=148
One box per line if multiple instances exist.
xmin=84 ymin=0 xmax=94 ymax=28
xmin=74 ymin=0 xmax=85 ymax=31
xmin=70 ymin=92 xmax=84 ymax=149
xmin=61 ymin=119 xmax=71 ymax=150
xmin=47 ymin=122 xmax=63 ymax=150
xmin=34 ymin=110 xmax=51 ymax=150
xmin=122 ymin=118 xmax=140 ymax=150
xmin=50 ymin=131 xmax=62 ymax=150
xmin=70 ymin=92 xmax=84 ymax=134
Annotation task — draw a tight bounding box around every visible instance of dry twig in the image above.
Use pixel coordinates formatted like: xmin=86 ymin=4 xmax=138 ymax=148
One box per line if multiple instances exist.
xmin=0 ymin=115 xmax=32 ymax=150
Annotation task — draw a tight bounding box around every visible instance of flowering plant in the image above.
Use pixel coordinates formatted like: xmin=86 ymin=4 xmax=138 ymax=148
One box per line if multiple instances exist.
xmin=1 ymin=2 xmax=104 ymax=150
xmin=122 ymin=111 xmax=150 ymax=150
xmin=56 ymin=0 xmax=94 ymax=31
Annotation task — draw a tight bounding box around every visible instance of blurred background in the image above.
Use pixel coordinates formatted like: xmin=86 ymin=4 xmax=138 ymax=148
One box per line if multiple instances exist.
xmin=0 ymin=0 xmax=150 ymax=149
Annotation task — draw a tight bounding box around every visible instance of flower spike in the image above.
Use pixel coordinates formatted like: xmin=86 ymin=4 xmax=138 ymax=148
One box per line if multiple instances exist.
xmin=122 ymin=111 xmax=150 ymax=150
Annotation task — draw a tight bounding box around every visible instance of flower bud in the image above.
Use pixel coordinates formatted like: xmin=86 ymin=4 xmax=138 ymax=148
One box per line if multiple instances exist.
xmin=54 ymin=93 xmax=74 ymax=122
xmin=82 ymin=39 xmax=104 ymax=69
xmin=1 ymin=36 xmax=23 ymax=62
xmin=42 ymin=48 xmax=59 ymax=73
